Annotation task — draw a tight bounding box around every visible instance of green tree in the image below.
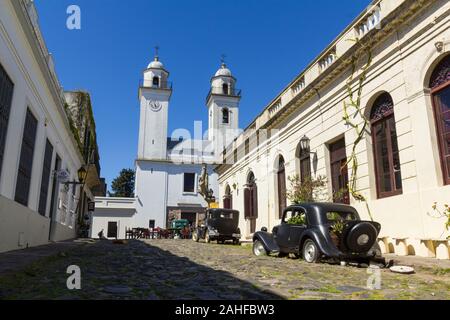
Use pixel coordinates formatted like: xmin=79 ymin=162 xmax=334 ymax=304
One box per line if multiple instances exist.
xmin=109 ymin=168 xmax=135 ymax=198
xmin=286 ymin=175 xmax=326 ymax=204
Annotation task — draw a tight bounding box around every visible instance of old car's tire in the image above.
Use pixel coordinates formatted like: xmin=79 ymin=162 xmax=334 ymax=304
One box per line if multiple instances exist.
xmin=345 ymin=222 xmax=378 ymax=253
xmin=302 ymin=239 xmax=320 ymax=263
xmin=192 ymin=231 xmax=199 ymax=242
xmin=253 ymin=240 xmax=268 ymax=256
xmin=233 ymin=239 xmax=240 ymax=245
xmin=205 ymin=232 xmax=211 ymax=243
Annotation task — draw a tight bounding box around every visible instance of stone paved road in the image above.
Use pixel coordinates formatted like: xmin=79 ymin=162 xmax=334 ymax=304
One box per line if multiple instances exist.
xmin=0 ymin=239 xmax=448 ymax=300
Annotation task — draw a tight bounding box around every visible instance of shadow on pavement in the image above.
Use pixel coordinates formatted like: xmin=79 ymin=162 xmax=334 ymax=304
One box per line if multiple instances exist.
xmin=0 ymin=240 xmax=284 ymax=300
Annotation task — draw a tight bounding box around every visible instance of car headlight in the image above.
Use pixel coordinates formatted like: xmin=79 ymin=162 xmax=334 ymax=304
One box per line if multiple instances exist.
xmin=357 ymin=234 xmax=370 ymax=246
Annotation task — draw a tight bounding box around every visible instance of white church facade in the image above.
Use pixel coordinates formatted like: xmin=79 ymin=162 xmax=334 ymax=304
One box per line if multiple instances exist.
xmin=92 ymin=55 xmax=241 ymax=238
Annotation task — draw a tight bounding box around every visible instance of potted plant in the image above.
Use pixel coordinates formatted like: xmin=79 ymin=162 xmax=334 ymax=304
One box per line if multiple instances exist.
xmin=330 ymin=220 xmax=345 ymax=247
xmin=287 ymin=214 xmax=306 ymax=225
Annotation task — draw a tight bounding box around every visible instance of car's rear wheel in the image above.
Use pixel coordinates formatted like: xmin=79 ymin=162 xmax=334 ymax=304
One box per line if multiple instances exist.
xmin=303 ymin=239 xmax=320 ymax=263
xmin=253 ymin=240 xmax=268 ymax=256
xmin=345 ymin=222 xmax=378 ymax=253
xmin=192 ymin=231 xmax=199 ymax=242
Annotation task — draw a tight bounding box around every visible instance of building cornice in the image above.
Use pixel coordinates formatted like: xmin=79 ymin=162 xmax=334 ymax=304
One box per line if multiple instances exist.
xmin=215 ymin=0 xmax=436 ymax=173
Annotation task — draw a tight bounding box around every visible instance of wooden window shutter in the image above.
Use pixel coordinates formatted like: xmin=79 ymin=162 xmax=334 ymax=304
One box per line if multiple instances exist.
xmin=15 ymin=109 xmax=38 ymax=206
xmin=244 ymin=187 xmax=251 ymax=218
xmin=252 ymin=185 xmax=258 ymax=218
xmin=38 ymin=139 xmax=54 ymax=216
xmin=0 ymin=63 xmax=14 ymax=181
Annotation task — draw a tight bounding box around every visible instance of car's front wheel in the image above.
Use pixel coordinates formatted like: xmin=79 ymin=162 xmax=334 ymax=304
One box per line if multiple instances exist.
xmin=302 ymin=239 xmax=320 ymax=263
xmin=192 ymin=231 xmax=199 ymax=242
xmin=253 ymin=240 xmax=268 ymax=256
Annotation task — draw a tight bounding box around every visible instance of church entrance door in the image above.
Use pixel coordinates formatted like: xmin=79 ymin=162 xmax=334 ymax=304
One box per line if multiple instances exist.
xmin=181 ymin=212 xmax=197 ymax=227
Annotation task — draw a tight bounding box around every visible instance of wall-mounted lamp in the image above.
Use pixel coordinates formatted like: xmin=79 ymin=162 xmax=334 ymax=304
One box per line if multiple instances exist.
xmin=64 ymin=166 xmax=87 ymax=186
xmin=300 ymin=135 xmax=311 ymax=154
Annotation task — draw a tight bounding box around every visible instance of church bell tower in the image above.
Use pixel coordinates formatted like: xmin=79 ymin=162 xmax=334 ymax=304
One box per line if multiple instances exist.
xmin=206 ymin=59 xmax=241 ymax=156
xmin=137 ymin=49 xmax=172 ymax=160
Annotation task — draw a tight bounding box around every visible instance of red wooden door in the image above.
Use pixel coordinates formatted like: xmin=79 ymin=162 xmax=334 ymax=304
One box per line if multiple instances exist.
xmin=330 ymin=138 xmax=350 ymax=204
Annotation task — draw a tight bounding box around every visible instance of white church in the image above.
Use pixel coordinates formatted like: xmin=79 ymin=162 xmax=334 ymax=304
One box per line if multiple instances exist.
xmin=91 ymin=53 xmax=241 ymax=239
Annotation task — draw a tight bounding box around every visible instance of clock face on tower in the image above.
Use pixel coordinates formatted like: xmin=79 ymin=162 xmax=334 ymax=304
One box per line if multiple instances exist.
xmin=147 ymin=100 xmax=162 ymax=112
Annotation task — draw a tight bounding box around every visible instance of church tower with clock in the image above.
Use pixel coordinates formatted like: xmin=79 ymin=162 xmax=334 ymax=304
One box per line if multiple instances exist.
xmin=137 ymin=51 xmax=172 ymax=160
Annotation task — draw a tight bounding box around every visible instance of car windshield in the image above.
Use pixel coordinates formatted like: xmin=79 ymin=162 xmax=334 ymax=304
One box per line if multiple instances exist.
xmin=209 ymin=212 xmax=234 ymax=219
xmin=326 ymin=211 xmax=357 ymax=222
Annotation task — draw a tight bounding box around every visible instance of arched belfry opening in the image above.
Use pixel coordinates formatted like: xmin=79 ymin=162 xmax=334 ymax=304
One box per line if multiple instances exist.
xmin=222 ymin=83 xmax=229 ymax=95
xmin=222 ymin=108 xmax=230 ymax=124
xmin=152 ymin=76 xmax=159 ymax=87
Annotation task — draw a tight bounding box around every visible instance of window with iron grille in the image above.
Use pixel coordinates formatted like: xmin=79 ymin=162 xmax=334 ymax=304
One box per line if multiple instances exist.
xmin=0 ymin=63 xmax=14 ymax=181
xmin=38 ymin=139 xmax=54 ymax=216
xmin=15 ymin=109 xmax=38 ymax=206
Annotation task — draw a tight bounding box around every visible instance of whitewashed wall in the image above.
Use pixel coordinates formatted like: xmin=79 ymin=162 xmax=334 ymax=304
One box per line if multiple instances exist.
xmin=0 ymin=0 xmax=83 ymax=252
xmin=135 ymin=160 xmax=218 ymax=229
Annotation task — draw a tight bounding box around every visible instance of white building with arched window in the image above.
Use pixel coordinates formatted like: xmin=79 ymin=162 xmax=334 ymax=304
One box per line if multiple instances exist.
xmin=216 ymin=0 xmax=450 ymax=259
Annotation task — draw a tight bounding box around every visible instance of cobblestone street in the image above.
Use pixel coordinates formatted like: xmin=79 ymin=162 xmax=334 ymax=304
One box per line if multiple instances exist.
xmin=0 ymin=239 xmax=448 ymax=300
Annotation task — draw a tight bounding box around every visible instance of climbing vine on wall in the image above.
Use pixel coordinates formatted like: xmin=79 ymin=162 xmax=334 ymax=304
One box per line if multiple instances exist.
xmin=431 ymin=203 xmax=450 ymax=240
xmin=342 ymin=39 xmax=374 ymax=221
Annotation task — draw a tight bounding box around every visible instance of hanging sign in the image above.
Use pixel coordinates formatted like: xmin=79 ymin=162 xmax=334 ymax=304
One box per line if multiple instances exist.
xmin=55 ymin=169 xmax=70 ymax=184
xmin=88 ymin=201 xmax=95 ymax=212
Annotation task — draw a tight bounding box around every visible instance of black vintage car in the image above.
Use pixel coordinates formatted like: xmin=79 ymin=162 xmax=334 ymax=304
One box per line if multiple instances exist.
xmin=253 ymin=203 xmax=383 ymax=264
xmin=193 ymin=209 xmax=241 ymax=245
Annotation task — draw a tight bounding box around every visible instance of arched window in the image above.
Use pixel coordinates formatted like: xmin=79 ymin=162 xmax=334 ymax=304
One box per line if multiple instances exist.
xmin=244 ymin=172 xmax=258 ymax=233
xmin=223 ymin=185 xmax=232 ymax=209
xmin=222 ymin=108 xmax=230 ymax=124
xmin=277 ymin=156 xmax=287 ymax=219
xmin=222 ymin=83 xmax=229 ymax=95
xmin=152 ymin=76 xmax=159 ymax=87
xmin=371 ymin=92 xmax=402 ymax=198
xmin=429 ymin=55 xmax=450 ymax=185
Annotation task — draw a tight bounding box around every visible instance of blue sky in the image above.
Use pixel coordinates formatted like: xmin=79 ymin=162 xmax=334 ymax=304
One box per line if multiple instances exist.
xmin=34 ymin=0 xmax=370 ymax=190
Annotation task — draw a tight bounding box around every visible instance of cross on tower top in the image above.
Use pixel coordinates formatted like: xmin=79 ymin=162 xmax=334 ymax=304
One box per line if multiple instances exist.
xmin=220 ymin=54 xmax=227 ymax=66
xmin=154 ymin=46 xmax=160 ymax=61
